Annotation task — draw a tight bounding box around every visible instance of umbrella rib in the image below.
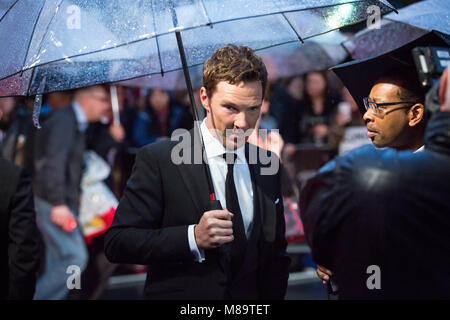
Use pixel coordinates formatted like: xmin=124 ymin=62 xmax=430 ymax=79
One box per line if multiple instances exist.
xmin=0 ymin=0 xmax=19 ymax=23
xmin=20 ymin=0 xmax=46 ymax=71
xmin=0 ymin=38 xmax=325 ymax=88
xmin=6 ymin=0 xmax=395 ymax=77
xmin=375 ymin=0 xmax=398 ymax=14
xmin=339 ymin=41 xmax=352 ymax=60
xmin=21 ymin=0 xmax=48 ymax=96
xmin=31 ymin=0 xmax=64 ymax=61
xmin=22 ymin=0 xmax=63 ymax=96
xmin=150 ymin=0 xmax=165 ymax=76
xmin=198 ymin=0 xmax=212 ymax=27
xmin=281 ymin=12 xmax=304 ymax=43
xmin=7 ymin=37 xmax=339 ymax=96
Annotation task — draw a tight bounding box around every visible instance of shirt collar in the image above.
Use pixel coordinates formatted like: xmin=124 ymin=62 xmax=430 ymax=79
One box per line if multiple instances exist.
xmin=414 ymin=145 xmax=425 ymax=153
xmin=72 ymin=102 xmax=88 ymax=132
xmin=200 ymin=119 xmax=246 ymax=163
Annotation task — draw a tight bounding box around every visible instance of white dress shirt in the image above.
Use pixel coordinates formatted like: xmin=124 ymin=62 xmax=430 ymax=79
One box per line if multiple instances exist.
xmin=71 ymin=102 xmax=88 ymax=132
xmin=414 ymin=145 xmax=425 ymax=153
xmin=188 ymin=120 xmax=254 ymax=262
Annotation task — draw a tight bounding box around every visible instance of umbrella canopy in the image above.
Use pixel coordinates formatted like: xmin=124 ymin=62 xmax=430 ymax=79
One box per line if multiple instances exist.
xmin=117 ymin=32 xmax=349 ymax=90
xmin=0 ymin=0 xmax=396 ymax=202
xmin=343 ymin=0 xmax=450 ymax=59
xmin=0 ymin=0 xmax=396 ymax=97
xmin=332 ymin=32 xmax=450 ymax=115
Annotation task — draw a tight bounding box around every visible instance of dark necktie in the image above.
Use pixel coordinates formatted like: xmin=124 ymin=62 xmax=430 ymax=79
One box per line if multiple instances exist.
xmin=222 ymin=153 xmax=247 ymax=277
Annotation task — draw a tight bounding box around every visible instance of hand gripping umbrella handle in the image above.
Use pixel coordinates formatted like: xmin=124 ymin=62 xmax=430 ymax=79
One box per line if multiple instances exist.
xmin=208 ymin=199 xmax=223 ymax=211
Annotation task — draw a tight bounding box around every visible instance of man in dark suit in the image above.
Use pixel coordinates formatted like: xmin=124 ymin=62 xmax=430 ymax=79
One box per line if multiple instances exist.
xmin=300 ymin=70 xmax=450 ymax=299
xmin=0 ymin=151 xmax=40 ymax=300
xmin=316 ymin=68 xmax=428 ymax=286
xmin=105 ymin=45 xmax=290 ymax=300
xmin=33 ymin=85 xmax=110 ymax=299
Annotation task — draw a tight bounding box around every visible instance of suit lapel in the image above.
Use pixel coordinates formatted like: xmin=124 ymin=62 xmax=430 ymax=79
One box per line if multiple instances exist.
xmin=245 ymin=143 xmax=277 ymax=243
xmin=176 ymin=129 xmax=211 ymax=217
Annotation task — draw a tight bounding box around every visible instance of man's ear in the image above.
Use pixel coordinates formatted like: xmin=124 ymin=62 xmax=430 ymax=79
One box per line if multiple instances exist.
xmin=199 ymin=87 xmax=210 ymax=113
xmin=408 ymin=103 xmax=425 ymax=127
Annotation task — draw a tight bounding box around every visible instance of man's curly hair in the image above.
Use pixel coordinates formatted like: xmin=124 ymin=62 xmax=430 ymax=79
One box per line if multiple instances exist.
xmin=202 ymin=44 xmax=268 ymax=99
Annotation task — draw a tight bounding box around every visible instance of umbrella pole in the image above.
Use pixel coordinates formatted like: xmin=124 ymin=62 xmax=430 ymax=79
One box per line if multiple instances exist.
xmin=110 ymin=85 xmax=121 ymax=125
xmin=175 ymin=30 xmax=221 ymax=207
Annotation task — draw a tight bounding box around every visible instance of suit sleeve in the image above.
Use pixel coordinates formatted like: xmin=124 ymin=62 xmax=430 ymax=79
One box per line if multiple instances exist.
xmin=104 ymin=146 xmax=193 ymax=265
xmin=8 ymin=169 xmax=40 ymax=300
xmin=41 ymin=115 xmax=76 ymax=206
xmin=299 ymin=159 xmax=339 ymax=270
xmin=260 ymin=164 xmax=291 ymax=299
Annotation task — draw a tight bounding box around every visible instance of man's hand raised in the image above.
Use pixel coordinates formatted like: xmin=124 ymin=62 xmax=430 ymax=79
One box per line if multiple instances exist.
xmin=194 ymin=209 xmax=234 ymax=249
xmin=317 ymin=264 xmax=333 ymax=285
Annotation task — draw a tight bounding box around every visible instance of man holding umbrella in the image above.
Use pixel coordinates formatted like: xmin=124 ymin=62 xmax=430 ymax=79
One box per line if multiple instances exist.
xmin=105 ymin=44 xmax=290 ymax=300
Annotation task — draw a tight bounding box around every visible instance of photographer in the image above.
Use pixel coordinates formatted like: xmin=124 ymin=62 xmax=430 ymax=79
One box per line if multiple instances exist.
xmin=300 ymin=67 xmax=450 ymax=299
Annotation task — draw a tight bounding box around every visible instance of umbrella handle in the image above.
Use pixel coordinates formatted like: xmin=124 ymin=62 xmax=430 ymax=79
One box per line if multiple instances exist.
xmin=208 ymin=199 xmax=223 ymax=211
xmin=110 ymin=85 xmax=121 ymax=125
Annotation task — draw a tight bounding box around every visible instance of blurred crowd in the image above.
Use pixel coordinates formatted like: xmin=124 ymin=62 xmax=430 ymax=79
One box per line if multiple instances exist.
xmin=1 ymin=70 xmax=369 ymax=190
xmin=0 ymin=70 xmax=369 ymax=299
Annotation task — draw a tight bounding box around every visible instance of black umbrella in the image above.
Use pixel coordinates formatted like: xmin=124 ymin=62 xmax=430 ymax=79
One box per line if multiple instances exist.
xmin=342 ymin=0 xmax=450 ymax=60
xmin=332 ymin=32 xmax=450 ymax=115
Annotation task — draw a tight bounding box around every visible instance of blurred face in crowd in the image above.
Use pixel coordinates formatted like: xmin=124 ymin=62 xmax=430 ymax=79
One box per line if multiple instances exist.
xmin=287 ymin=76 xmax=304 ymax=101
xmin=47 ymin=91 xmax=72 ymax=111
xmin=201 ymin=81 xmax=262 ymax=149
xmin=261 ymin=98 xmax=270 ymax=115
xmin=75 ymin=85 xmax=110 ymax=122
xmin=342 ymin=87 xmax=359 ymax=112
xmin=363 ymin=81 xmax=425 ymax=150
xmin=0 ymin=97 xmax=15 ymax=119
xmin=149 ymin=89 xmax=169 ymax=112
xmin=305 ymin=72 xmax=326 ymax=99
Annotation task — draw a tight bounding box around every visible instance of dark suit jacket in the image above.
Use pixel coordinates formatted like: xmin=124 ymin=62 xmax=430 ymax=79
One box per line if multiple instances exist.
xmin=33 ymin=105 xmax=85 ymax=213
xmin=104 ymin=129 xmax=290 ymax=299
xmin=0 ymin=158 xmax=40 ymax=299
xmin=300 ymin=112 xmax=450 ymax=299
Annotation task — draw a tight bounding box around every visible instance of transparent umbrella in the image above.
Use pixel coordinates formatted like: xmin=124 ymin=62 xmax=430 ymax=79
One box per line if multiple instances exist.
xmin=343 ymin=0 xmax=450 ymax=59
xmin=0 ymin=0 xmax=396 ymax=205
xmin=117 ymin=31 xmax=349 ymax=90
xmin=0 ymin=0 xmax=396 ymax=98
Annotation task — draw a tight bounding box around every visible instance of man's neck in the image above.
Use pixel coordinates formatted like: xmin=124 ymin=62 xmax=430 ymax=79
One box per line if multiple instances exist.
xmin=312 ymin=97 xmax=324 ymax=113
xmin=204 ymin=116 xmax=223 ymax=145
xmin=395 ymin=139 xmax=424 ymax=152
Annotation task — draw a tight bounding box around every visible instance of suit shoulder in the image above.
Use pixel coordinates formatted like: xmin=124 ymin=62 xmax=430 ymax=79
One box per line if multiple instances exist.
xmin=139 ymin=138 xmax=176 ymax=153
xmin=0 ymin=158 xmax=21 ymax=177
xmin=246 ymin=143 xmax=281 ymax=166
xmin=136 ymin=137 xmax=181 ymax=163
xmin=45 ymin=105 xmax=76 ymax=126
xmin=0 ymin=158 xmax=22 ymax=197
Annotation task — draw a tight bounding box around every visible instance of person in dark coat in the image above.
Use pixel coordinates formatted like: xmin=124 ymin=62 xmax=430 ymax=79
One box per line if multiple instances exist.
xmin=33 ymin=85 xmax=110 ymax=300
xmin=300 ymin=72 xmax=450 ymax=299
xmin=0 ymin=156 xmax=40 ymax=300
xmin=105 ymin=45 xmax=290 ymax=300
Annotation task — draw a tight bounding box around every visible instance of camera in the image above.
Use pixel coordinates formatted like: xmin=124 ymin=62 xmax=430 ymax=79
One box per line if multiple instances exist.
xmin=412 ymin=46 xmax=450 ymax=89
xmin=412 ymin=46 xmax=450 ymax=113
